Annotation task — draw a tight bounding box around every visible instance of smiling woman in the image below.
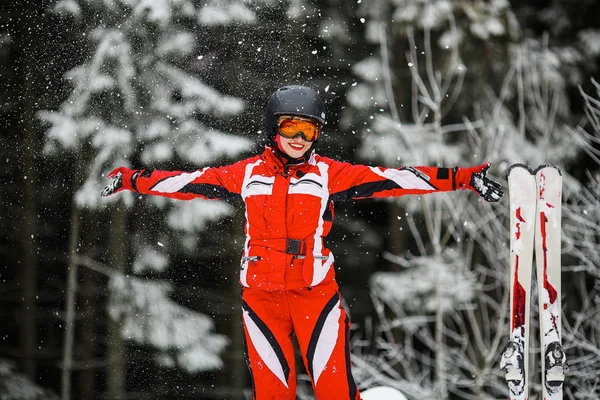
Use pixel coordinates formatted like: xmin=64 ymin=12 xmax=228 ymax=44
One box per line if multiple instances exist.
xmin=101 ymin=84 xmax=503 ymax=400
xmin=265 ymin=85 xmax=326 ymax=165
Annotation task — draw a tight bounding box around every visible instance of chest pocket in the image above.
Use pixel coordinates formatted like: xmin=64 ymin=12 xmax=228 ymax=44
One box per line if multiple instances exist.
xmin=288 ymin=173 xmax=326 ymax=198
xmin=241 ymin=175 xmax=274 ymax=199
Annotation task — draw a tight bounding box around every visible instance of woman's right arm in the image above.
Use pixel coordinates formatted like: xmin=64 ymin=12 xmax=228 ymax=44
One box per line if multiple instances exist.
xmin=101 ymin=160 xmax=248 ymax=202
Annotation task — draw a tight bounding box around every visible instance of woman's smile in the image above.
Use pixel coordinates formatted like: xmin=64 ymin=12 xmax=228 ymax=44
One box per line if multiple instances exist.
xmin=279 ymin=136 xmax=311 ymax=158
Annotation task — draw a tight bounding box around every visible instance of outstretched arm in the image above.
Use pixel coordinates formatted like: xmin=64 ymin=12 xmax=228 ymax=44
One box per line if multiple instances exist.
xmin=327 ymin=160 xmax=503 ymax=202
xmin=101 ymin=162 xmax=246 ymax=201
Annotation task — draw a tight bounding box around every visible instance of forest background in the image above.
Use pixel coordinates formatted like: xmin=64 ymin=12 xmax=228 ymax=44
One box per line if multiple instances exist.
xmin=1 ymin=0 xmax=600 ymax=399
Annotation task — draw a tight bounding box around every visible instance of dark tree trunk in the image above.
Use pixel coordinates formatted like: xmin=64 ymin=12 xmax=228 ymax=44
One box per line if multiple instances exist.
xmin=230 ymin=208 xmax=246 ymax=400
xmin=106 ymin=205 xmax=127 ymax=400
xmin=13 ymin=0 xmax=44 ymax=381
xmin=78 ymin=213 xmax=102 ymax=400
xmin=61 ymin=198 xmax=81 ymax=400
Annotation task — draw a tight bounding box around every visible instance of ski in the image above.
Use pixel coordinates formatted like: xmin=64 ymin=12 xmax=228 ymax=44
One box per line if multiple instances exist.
xmin=501 ymin=164 xmax=537 ymax=400
xmin=534 ymin=165 xmax=566 ymax=400
xmin=501 ymin=164 xmax=566 ymax=400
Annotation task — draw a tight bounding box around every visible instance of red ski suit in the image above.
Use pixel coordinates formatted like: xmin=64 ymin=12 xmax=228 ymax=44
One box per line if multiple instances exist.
xmin=125 ymin=146 xmax=473 ymax=399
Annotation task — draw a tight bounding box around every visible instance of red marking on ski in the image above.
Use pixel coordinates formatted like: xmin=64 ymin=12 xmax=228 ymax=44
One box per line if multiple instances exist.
xmin=539 ymin=172 xmax=546 ymax=199
xmin=512 ymin=255 xmax=527 ymax=329
xmin=511 ymin=207 xmax=528 ymax=330
xmin=515 ymin=207 xmax=524 ymax=240
xmin=539 ymin=212 xmax=558 ymax=306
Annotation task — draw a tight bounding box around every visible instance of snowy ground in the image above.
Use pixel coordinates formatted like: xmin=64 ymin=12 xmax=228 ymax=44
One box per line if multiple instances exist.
xmin=361 ymin=386 xmax=407 ymax=400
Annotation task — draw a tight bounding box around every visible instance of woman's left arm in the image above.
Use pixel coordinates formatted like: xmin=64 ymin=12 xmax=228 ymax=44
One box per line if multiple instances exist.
xmin=327 ymin=160 xmax=503 ymax=202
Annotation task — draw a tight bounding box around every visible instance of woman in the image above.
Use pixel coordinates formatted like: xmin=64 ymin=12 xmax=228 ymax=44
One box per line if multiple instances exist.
xmin=102 ymin=85 xmax=503 ymax=399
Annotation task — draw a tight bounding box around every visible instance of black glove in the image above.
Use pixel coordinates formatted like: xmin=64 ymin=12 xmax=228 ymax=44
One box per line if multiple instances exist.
xmin=101 ymin=173 xmax=123 ymax=197
xmin=469 ymin=163 xmax=504 ymax=202
xmin=101 ymin=170 xmax=124 ymax=197
xmin=101 ymin=167 xmax=140 ymax=197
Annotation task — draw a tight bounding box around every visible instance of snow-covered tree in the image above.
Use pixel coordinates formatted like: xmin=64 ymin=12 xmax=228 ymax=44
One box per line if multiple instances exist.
xmin=37 ymin=0 xmax=257 ymax=397
xmin=559 ymin=79 xmax=600 ymax=400
xmin=0 ymin=358 xmax=58 ymax=400
xmin=345 ymin=2 xmax=593 ymax=399
xmin=345 ymin=4 xmax=518 ymax=398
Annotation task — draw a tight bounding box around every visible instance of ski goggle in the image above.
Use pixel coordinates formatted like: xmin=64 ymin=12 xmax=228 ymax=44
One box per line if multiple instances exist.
xmin=277 ymin=116 xmax=321 ymax=142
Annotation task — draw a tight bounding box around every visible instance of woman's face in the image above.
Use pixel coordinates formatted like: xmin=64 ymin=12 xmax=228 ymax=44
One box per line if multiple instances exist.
xmin=278 ymin=135 xmax=313 ymax=159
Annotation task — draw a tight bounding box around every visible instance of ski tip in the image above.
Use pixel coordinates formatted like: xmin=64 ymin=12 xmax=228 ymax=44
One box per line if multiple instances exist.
xmin=507 ymin=163 xmax=534 ymax=178
xmin=534 ymin=164 xmax=562 ymax=175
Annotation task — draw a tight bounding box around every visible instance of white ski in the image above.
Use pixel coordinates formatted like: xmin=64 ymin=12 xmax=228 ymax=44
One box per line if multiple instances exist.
xmin=501 ymin=164 xmax=537 ymax=400
xmin=501 ymin=164 xmax=566 ymax=400
xmin=534 ymin=165 xmax=566 ymax=400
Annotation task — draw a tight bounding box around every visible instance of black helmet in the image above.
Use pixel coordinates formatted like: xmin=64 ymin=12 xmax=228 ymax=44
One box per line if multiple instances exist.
xmin=265 ymin=85 xmax=325 ymax=141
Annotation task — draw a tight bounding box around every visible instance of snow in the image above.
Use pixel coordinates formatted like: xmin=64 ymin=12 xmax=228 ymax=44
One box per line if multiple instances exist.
xmin=141 ymin=141 xmax=174 ymax=163
xmin=371 ymin=250 xmax=477 ymax=316
xmin=578 ymin=29 xmax=600 ymax=57
xmin=109 ymin=275 xmax=229 ymax=372
xmin=37 ymin=0 xmax=257 ymax=379
xmin=132 ymin=245 xmax=169 ymax=274
xmin=352 ymin=57 xmax=383 ymax=83
xmin=168 ymin=199 xmax=234 ymax=233
xmin=0 ymin=359 xmax=58 ymax=400
xmin=198 ymin=3 xmax=257 ymax=26
xmin=361 ymin=386 xmax=408 ymax=400
xmin=421 ymin=2 xmax=451 ymax=29
xmin=91 ymin=126 xmax=133 ymax=150
xmin=358 ymin=116 xmax=464 ymax=167
xmin=173 ymin=123 xmax=253 ymax=164
xmin=133 ymin=0 xmax=173 ymax=26
xmin=157 ymin=32 xmax=196 ymax=57
xmin=53 ymin=0 xmax=81 ymax=17
xmin=393 ymin=4 xmax=419 ymax=23
xmin=37 ymin=111 xmax=80 ymax=150
xmin=485 ymin=16 xmax=506 ymax=36
xmin=346 ymin=84 xmax=377 ymax=110
xmin=26 ymin=0 xmax=600 ymax=397
xmin=438 ymin=28 xmax=463 ymax=49
xmin=153 ymin=62 xmax=245 ymax=117
xmin=286 ymin=0 xmax=315 ymax=19
xmin=137 ymin=118 xmax=171 ymax=141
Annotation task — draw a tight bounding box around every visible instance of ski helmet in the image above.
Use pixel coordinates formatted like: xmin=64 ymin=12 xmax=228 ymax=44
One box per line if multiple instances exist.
xmin=265 ymin=85 xmax=326 ymax=142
